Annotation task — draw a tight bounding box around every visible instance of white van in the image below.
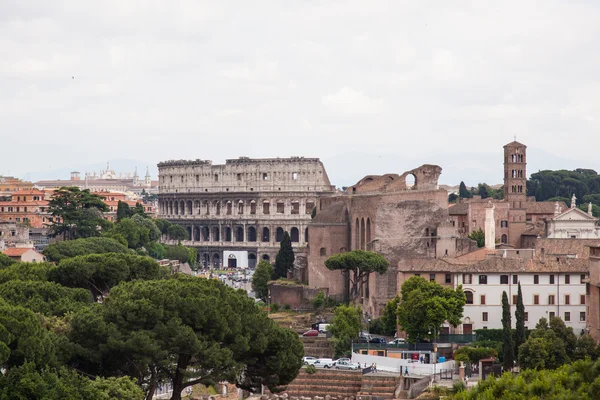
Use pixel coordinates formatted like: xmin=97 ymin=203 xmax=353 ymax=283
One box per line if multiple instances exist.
xmin=313 ymin=358 xmax=335 ymax=368
xmin=318 ymin=323 xmax=331 ymax=333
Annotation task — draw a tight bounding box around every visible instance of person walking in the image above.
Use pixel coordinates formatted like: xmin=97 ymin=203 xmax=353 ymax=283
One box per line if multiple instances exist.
xmin=404 ymin=366 xmax=409 ymax=376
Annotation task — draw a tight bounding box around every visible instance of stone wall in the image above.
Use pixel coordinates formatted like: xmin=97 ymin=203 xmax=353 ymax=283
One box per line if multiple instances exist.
xmin=268 ymin=282 xmax=328 ymax=309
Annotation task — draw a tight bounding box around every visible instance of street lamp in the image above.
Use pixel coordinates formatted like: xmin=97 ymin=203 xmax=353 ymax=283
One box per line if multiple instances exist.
xmin=428 ymin=324 xmax=437 ymax=381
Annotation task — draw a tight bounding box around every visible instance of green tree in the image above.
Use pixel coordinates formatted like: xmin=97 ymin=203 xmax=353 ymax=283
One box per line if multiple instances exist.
xmin=574 ymin=334 xmax=598 ymax=361
xmin=68 ymin=277 xmax=303 ymax=400
xmin=477 ymin=183 xmax=490 ymax=199
xmin=252 ymin=260 xmax=274 ymax=302
xmin=311 ymin=291 xmax=326 ymax=310
xmin=273 ymin=231 xmax=295 ymax=279
xmin=0 ymin=261 xmax=56 ymax=284
xmin=43 ymin=237 xmax=131 ymax=263
xmin=397 ymin=276 xmax=466 ymax=343
xmin=0 ymin=280 xmax=92 ymax=316
xmin=108 ymin=215 xmax=161 ymax=249
xmin=459 ymin=181 xmax=472 ymax=198
xmin=518 ymin=316 xmax=574 ymax=370
xmin=0 ymin=253 xmax=14 ymax=268
xmin=514 ymin=282 xmax=526 ymax=360
xmin=47 ymin=187 xmax=110 ymax=240
xmin=163 ymin=244 xmax=196 ymax=266
xmin=454 ymin=346 xmax=498 ymax=371
xmin=448 ymin=193 xmax=458 ymax=203
xmin=116 ymin=200 xmax=132 ymax=222
xmin=329 ymin=305 xmax=362 ymax=358
xmin=132 ymin=203 xmax=147 ymax=218
xmin=167 ymin=224 xmax=188 ymax=241
xmin=501 ymin=291 xmax=514 ymax=371
xmin=325 ymin=250 xmax=389 ymax=300
xmin=381 ymin=295 xmax=400 ymax=336
xmin=468 ymin=228 xmax=485 ymax=248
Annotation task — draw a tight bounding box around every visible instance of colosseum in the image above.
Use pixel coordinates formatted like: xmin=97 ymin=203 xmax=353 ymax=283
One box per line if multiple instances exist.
xmin=157 ymin=157 xmax=336 ymax=268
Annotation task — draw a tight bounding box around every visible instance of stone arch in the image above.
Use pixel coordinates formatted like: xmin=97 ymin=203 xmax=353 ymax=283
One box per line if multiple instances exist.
xmin=212 ymin=226 xmax=220 ymax=241
xmin=226 ymin=201 xmax=232 ymax=215
xmin=194 ymin=200 xmax=201 ymax=214
xmin=262 ymin=254 xmax=270 ymax=261
xmin=247 ymin=226 xmax=257 ymax=242
xmin=204 ymin=200 xmax=210 ymax=215
xmin=180 ymin=201 xmax=185 ymax=215
xmin=355 ymin=218 xmax=360 ymax=249
xmin=360 ymin=218 xmax=365 ymax=250
xmin=224 ymin=227 xmax=232 ymax=241
xmin=174 ymin=201 xmax=179 ymax=215
xmin=290 ymin=227 xmax=300 ymax=242
xmin=202 ymin=226 xmax=210 ymax=241
xmin=202 ymin=253 xmax=210 ymax=268
xmin=305 ymin=227 xmax=309 ymax=243
xmin=168 ymin=201 xmax=173 ymax=215
xmin=186 ymin=226 xmax=192 ymax=239
xmin=238 ymin=200 xmax=244 ymax=215
xmin=248 ymin=253 xmax=257 ymax=268
xmin=215 ymin=200 xmax=221 ymax=215
xmin=212 ymin=253 xmax=220 ymax=268
xmin=275 ymin=227 xmax=284 ymax=242
xmin=193 ymin=226 xmax=200 ymax=241
xmin=235 ymin=226 xmax=244 ymax=242
xmin=262 ymin=227 xmax=270 ymax=242
xmin=501 ymin=234 xmax=508 ymax=244
xmin=405 ymin=173 xmax=416 ymax=189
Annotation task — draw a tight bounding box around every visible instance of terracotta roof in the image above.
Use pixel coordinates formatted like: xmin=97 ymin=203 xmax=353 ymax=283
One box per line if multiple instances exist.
xmin=448 ymin=203 xmax=468 ymax=215
xmin=503 ymin=140 xmax=527 ymax=148
xmin=2 ymin=247 xmax=32 ymax=256
xmin=402 ymin=256 xmax=588 ymax=273
xmin=525 ymin=201 xmax=567 ymax=215
xmin=535 ymin=238 xmax=600 ymax=258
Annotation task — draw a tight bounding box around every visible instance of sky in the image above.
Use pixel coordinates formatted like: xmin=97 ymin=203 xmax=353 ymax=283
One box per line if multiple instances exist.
xmin=1 ymin=1 xmax=599 ymax=187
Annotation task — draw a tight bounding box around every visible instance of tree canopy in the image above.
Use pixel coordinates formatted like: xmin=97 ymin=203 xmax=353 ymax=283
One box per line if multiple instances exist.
xmin=397 ymin=276 xmax=465 ymax=343
xmin=0 ymin=280 xmax=92 ymax=316
xmin=329 ymin=305 xmax=362 ymax=358
xmin=252 ymin=260 xmax=274 ymax=302
xmin=468 ymin=228 xmax=485 ymax=248
xmin=325 ymin=250 xmax=389 ymax=299
xmin=47 ymin=187 xmax=110 ymax=240
xmin=273 ymin=232 xmax=294 ymax=279
xmin=0 ymin=253 xmax=14 ymax=268
xmin=43 ymin=237 xmax=131 ymax=263
xmin=65 ymin=277 xmax=303 ymax=400
xmin=380 ymin=295 xmax=400 ymax=336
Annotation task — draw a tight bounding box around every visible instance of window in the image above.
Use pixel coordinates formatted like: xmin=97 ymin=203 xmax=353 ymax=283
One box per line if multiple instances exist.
xmin=306 ymin=201 xmax=315 ymax=214
xmin=549 ymin=312 xmax=555 ymax=318
xmin=445 ymin=274 xmax=451 ymax=284
xmin=548 ymin=295 xmax=555 ymax=305
xmin=501 ymin=220 xmax=508 ymax=228
xmin=550 ymin=275 xmax=555 ymax=284
xmin=479 ymin=275 xmax=488 ymax=285
xmin=482 ymin=312 xmax=488 ymax=322
xmin=565 ymin=295 xmax=570 ymax=305
xmin=513 ymin=275 xmax=518 ymax=284
xmin=292 ymin=172 xmax=298 ymax=180
xmin=581 ymin=295 xmax=586 ymax=305
xmin=214 ymin=174 xmax=218 ymax=182
xmin=263 ymin=173 xmax=268 ymax=180
xmin=237 ymin=173 xmax=242 ymax=181
xmin=581 ymin=312 xmax=586 ymax=321
xmin=319 ymin=247 xmax=326 ymax=256
xmin=533 ymin=295 xmax=539 ymax=305
xmin=263 ymin=202 xmax=270 ymax=215
xmin=524 ymin=312 xmax=529 ymax=322
xmin=512 ymin=295 xmax=518 ymax=305
xmin=564 ymin=312 xmax=571 ymax=322
xmin=534 ymin=275 xmax=539 ymax=284
xmin=291 ymin=202 xmax=300 ymax=215
xmin=480 ymin=295 xmax=486 ymax=305
xmin=565 ymin=274 xmax=570 ymax=284
xmin=581 ymin=274 xmax=586 ymax=283
xmin=430 ymin=274 xmax=435 ymax=282
xmin=276 ymin=202 xmax=284 ymax=214
xmin=500 ymin=275 xmax=509 ymax=284
xmin=465 ymin=291 xmax=473 ymax=304
xmin=463 ymin=274 xmax=472 ymax=284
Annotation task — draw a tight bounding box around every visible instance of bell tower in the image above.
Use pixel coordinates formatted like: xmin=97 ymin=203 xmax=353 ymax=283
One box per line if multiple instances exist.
xmin=503 ymin=140 xmax=527 ymax=207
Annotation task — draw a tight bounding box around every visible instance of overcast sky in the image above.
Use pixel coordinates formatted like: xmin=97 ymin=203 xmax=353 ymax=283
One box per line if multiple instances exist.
xmin=1 ymin=1 xmax=599 ymax=186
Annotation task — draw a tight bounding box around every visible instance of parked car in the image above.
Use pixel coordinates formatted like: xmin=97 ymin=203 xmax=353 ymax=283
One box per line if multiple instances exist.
xmin=318 ymin=323 xmax=331 ymax=333
xmin=389 ymin=338 xmax=406 ymax=344
xmin=303 ymin=356 xmax=317 ymax=365
xmin=313 ymin=358 xmax=335 ymax=368
xmin=335 ymin=358 xmax=351 ymax=364
xmin=302 ymin=329 xmax=319 ymax=337
xmin=369 ymin=337 xmax=387 ymax=344
xmin=335 ymin=360 xmax=361 ymax=370
xmin=357 ymin=337 xmax=369 ymax=343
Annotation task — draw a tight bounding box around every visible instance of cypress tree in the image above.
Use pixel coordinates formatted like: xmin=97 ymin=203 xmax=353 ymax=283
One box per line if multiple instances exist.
xmin=273 ymin=232 xmax=295 ymax=279
xmin=502 ymin=291 xmax=514 ymax=371
xmin=515 ymin=282 xmax=526 ymax=359
xmin=459 ymin=181 xmax=472 ymax=198
xmin=116 ymin=200 xmax=131 ymax=222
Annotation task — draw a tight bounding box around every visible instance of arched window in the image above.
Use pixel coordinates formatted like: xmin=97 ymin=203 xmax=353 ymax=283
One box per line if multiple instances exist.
xmin=262 ymin=227 xmax=270 ymax=242
xmin=202 ymin=253 xmax=210 ymax=268
xmin=355 ymin=218 xmax=360 ymax=249
xmin=290 ymin=227 xmax=299 ymax=242
xmin=238 ymin=201 xmax=244 ymax=215
xmin=186 ymin=226 xmax=192 ymax=239
xmin=248 ymin=253 xmax=257 ymax=268
xmin=212 ymin=226 xmax=220 ymax=242
xmin=247 ymin=226 xmax=257 ymax=242
xmin=465 ymin=291 xmax=474 ymax=305
xmin=235 ymin=226 xmax=244 ymax=242
xmin=226 ymin=201 xmax=232 ymax=215
xmin=225 ymin=227 xmax=232 ymax=242
xmin=187 ymin=201 xmax=193 ymax=215
xmin=360 ymin=218 xmax=366 ymax=250
xmin=501 ymin=234 xmax=508 ymax=244
xmin=276 ymin=227 xmax=284 ymax=242
xmin=305 ymin=227 xmax=309 ymax=243
xmin=320 ymin=247 xmax=327 ymax=256
xmin=262 ymin=254 xmax=270 ymax=261
xmin=202 ymin=226 xmax=210 ymax=241
xmin=212 ymin=253 xmax=220 ymax=268
xmin=174 ymin=202 xmax=179 ymax=215
xmin=193 ymin=226 xmax=200 ymax=241
xmin=366 ymin=218 xmax=371 ymax=248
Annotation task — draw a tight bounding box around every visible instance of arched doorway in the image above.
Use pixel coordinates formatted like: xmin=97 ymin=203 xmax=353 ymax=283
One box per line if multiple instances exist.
xmin=225 ymin=227 xmax=232 ymax=241
xmin=248 ymin=253 xmax=257 ymax=269
xmin=290 ymin=227 xmax=299 ymax=242
xmin=501 ymin=234 xmax=508 ymax=244
xmin=227 ymin=253 xmax=237 ymax=268
xmin=212 ymin=226 xmax=220 ymax=241
xmin=202 ymin=253 xmax=210 ymax=268
xmin=262 ymin=254 xmax=270 ymax=261
xmin=193 ymin=226 xmax=200 ymax=242
xmin=212 ymin=253 xmax=220 ymax=269
xmin=247 ymin=226 xmax=257 ymax=242
xmin=275 ymin=227 xmax=284 ymax=242
xmin=202 ymin=226 xmax=210 ymax=241
xmin=186 ymin=226 xmax=192 ymax=240
xmin=235 ymin=226 xmax=244 ymax=242
xmin=262 ymin=227 xmax=270 ymax=242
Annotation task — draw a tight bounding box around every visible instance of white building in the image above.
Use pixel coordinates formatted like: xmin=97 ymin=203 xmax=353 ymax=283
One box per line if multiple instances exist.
xmin=547 ymin=198 xmax=599 ymax=239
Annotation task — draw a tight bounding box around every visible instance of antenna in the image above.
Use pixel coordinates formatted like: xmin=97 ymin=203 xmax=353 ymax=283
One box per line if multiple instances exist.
xmin=514 ymin=134 xmax=516 ymax=142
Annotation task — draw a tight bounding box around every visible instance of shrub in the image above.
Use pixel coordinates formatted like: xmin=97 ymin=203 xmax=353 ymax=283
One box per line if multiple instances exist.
xmin=305 ymin=365 xmax=316 ymax=374
xmin=283 ymin=304 xmax=291 ymax=311
xmin=452 ymin=380 xmax=466 ymax=393
xmin=270 ymin=303 xmax=280 ymax=312
xmin=312 ymin=291 xmax=325 ymax=310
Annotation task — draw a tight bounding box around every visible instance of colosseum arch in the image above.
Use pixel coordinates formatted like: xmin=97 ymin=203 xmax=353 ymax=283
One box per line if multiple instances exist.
xmin=262 ymin=227 xmax=270 ymax=242
xmin=290 ymin=227 xmax=299 ymax=242
xmin=275 ymin=227 xmax=284 ymax=242
xmin=202 ymin=226 xmax=210 ymax=241
xmin=212 ymin=226 xmax=220 ymax=241
xmin=247 ymin=226 xmax=257 ymax=242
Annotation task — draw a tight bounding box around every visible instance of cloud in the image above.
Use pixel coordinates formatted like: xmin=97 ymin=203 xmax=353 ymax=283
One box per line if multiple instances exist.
xmin=322 ymin=87 xmax=384 ymax=115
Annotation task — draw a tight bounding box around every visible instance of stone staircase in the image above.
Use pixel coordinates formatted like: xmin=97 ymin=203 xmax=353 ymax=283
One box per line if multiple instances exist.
xmin=284 ymin=369 xmax=363 ymax=398
xmin=301 ymin=336 xmax=334 ymax=358
xmin=357 ymin=375 xmax=400 ymax=400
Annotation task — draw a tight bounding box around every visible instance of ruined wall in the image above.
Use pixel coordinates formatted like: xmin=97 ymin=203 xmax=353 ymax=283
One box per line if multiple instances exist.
xmin=307 ymin=224 xmax=350 ymax=298
xmin=268 ymin=283 xmax=328 ymax=309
